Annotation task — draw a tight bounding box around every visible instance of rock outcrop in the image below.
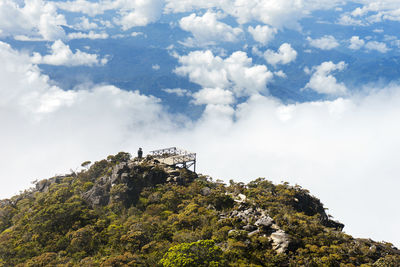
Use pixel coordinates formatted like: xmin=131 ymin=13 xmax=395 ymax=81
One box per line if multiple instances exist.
xmin=81 ymin=157 xmax=197 ymax=208
xmin=220 ymin=200 xmax=291 ymax=254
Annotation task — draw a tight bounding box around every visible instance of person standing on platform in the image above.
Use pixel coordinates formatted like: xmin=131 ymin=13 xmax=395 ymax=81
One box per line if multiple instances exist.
xmin=138 ymin=147 xmax=143 ymax=159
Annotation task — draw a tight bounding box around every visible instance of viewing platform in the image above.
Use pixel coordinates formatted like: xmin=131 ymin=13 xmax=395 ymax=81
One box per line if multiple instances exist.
xmin=149 ymin=147 xmax=196 ymax=172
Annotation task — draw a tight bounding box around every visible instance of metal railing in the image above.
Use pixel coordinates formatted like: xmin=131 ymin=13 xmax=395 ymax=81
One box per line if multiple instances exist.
xmin=149 ymin=147 xmax=196 ymax=172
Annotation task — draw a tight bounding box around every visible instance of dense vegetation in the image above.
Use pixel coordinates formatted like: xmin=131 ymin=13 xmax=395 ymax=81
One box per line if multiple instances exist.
xmin=0 ymin=152 xmax=399 ymax=266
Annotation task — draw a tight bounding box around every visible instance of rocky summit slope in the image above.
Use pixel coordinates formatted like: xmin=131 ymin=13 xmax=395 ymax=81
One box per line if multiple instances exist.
xmin=0 ymin=152 xmax=399 ymax=266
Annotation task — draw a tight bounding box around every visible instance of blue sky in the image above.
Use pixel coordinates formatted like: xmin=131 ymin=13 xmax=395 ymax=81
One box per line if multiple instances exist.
xmin=1 ymin=0 xmax=400 ymax=247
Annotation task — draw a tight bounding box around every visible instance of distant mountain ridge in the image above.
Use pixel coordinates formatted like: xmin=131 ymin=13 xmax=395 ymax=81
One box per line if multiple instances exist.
xmin=0 ymin=152 xmax=399 ymax=266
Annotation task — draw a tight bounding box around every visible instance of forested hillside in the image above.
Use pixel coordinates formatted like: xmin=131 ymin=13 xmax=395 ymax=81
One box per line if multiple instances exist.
xmin=0 ymin=152 xmax=399 ymax=266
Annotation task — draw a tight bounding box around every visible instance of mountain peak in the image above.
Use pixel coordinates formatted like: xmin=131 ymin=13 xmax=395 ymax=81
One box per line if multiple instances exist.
xmin=0 ymin=152 xmax=399 ymax=266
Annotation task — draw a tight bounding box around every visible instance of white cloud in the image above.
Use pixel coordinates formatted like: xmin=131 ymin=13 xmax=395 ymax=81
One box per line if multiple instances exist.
xmin=274 ymin=70 xmax=287 ymax=78
xmin=115 ymin=0 xmax=164 ymax=30
xmin=131 ymin=31 xmax=144 ymax=37
xmin=337 ymin=14 xmax=365 ymax=26
xmin=0 ymin=0 xmax=66 ymax=40
xmin=248 ymin=25 xmax=278 ymax=45
xmin=56 ymin=0 xmax=164 ymax=30
xmin=31 ymin=40 xmax=107 ymax=66
xmin=166 ymin=0 xmax=344 ymax=30
xmin=336 ymin=1 xmax=400 ymax=26
xmin=350 ymin=37 xmax=391 ymax=53
xmin=152 ymin=64 xmax=160 ymax=70
xmin=164 ymin=0 xmax=217 ymax=13
xmin=304 ymin=61 xmax=348 ymax=95
xmin=263 ymin=43 xmax=297 ymax=66
xmin=392 ymin=39 xmax=400 ymax=48
xmin=307 ymin=35 xmax=340 ymax=50
xmin=192 ymin=87 xmax=234 ymax=105
xmin=365 ymin=41 xmax=390 ymax=53
xmin=174 ymin=50 xmax=273 ymax=98
xmin=349 ymin=36 xmax=365 ymax=50
xmin=162 ymin=88 xmax=191 ymax=97
xmin=68 ymin=31 xmax=109 ymax=40
xmin=55 ymin=0 xmax=109 ymax=16
xmin=179 ymin=11 xmax=243 ymax=46
xmin=73 ymin=17 xmax=98 ymax=30
xmin=351 ymin=0 xmax=400 ymax=22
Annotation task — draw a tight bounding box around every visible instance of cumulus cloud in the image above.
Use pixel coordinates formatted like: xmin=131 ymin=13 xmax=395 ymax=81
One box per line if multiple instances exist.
xmin=179 ymin=11 xmax=243 ymax=46
xmin=274 ymin=70 xmax=287 ymax=78
xmin=131 ymin=31 xmax=144 ymax=37
xmin=162 ymin=88 xmax=191 ymax=97
xmin=174 ymin=50 xmax=273 ymax=98
xmin=348 ymin=36 xmax=389 ymax=53
xmin=335 ymin=1 xmax=400 ymax=26
xmin=68 ymin=31 xmax=109 ymax=40
xmin=307 ymin=35 xmax=340 ymax=50
xmin=337 ymin=14 xmax=365 ymax=26
xmin=349 ymin=36 xmax=365 ymax=50
xmin=164 ymin=0 xmax=217 ymax=13
xmin=192 ymin=87 xmax=234 ymax=105
xmin=0 ymin=0 xmax=66 ymax=40
xmin=304 ymin=61 xmax=348 ymax=95
xmin=55 ymin=0 xmax=109 ymax=16
xmin=248 ymin=25 xmax=278 ymax=45
xmin=56 ymin=0 xmax=164 ymax=30
xmin=263 ymin=43 xmax=297 ymax=66
xmin=351 ymin=0 xmax=400 ymax=23
xmin=31 ymin=40 xmax=107 ymax=66
xmin=166 ymin=0 xmax=343 ymax=30
xmin=365 ymin=40 xmax=390 ymax=53
xmin=73 ymin=17 xmax=98 ymax=30
xmin=115 ymin=0 xmax=164 ymax=30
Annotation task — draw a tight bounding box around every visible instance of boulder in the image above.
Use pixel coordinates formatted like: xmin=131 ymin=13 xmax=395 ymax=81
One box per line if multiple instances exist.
xmin=82 ymin=183 xmax=110 ymax=207
xmin=255 ymin=215 xmax=273 ymax=228
xmin=243 ymin=224 xmax=257 ymax=231
xmin=270 ymin=230 xmax=291 ymax=254
xmin=201 ymin=187 xmax=211 ymax=196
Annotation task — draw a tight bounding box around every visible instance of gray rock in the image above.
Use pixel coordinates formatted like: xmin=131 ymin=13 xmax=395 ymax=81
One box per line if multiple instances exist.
xmin=120 ymin=173 xmax=129 ymax=183
xmin=270 ymin=230 xmax=291 ymax=254
xmin=82 ymin=184 xmax=110 ymax=207
xmin=248 ymin=229 xmax=260 ymax=237
xmin=243 ymin=224 xmax=257 ymax=231
xmin=201 ymin=187 xmax=211 ymax=196
xmin=234 ymin=193 xmax=247 ymax=203
xmin=255 ymin=216 xmax=273 ymax=228
xmin=228 ymin=229 xmax=239 ymax=237
xmin=35 ymin=177 xmax=62 ymax=193
xmin=36 ymin=179 xmax=49 ymax=192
